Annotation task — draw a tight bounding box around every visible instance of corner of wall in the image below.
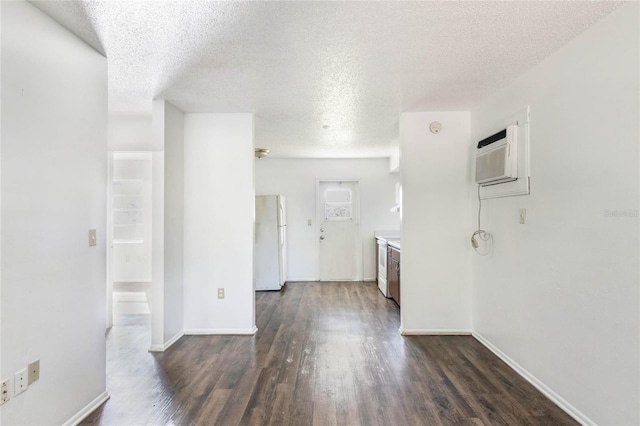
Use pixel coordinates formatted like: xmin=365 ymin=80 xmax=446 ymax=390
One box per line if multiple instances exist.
xmin=389 ymin=148 xmax=400 ymax=173
xmin=183 ymin=113 xmax=255 ymax=333
xmin=163 ymin=100 xmax=185 ymax=343
xmin=150 ymin=100 xmax=166 ymax=349
xmin=399 ymin=111 xmax=473 ymax=333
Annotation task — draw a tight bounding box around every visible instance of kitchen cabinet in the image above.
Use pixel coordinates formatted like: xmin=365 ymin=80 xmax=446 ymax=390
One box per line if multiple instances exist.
xmin=374 ymin=234 xmax=399 ymax=299
xmin=387 ymin=245 xmax=400 ymax=306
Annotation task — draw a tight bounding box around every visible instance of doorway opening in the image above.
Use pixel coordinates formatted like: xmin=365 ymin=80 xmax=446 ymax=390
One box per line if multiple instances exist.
xmin=316 ymin=179 xmax=362 ymax=281
xmin=107 ymin=152 xmax=152 ymax=331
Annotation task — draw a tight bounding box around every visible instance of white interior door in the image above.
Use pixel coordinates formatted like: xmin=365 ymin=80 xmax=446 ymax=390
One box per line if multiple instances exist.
xmin=317 ymin=180 xmax=361 ymax=281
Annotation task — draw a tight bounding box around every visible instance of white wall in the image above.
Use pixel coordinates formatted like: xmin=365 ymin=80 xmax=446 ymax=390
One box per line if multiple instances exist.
xmin=150 ymin=103 xmax=165 ymax=349
xmin=183 ymin=114 xmax=255 ymax=334
xmin=255 ymin=158 xmax=400 ymax=281
xmin=400 ymin=112 xmax=472 ymax=333
xmin=470 ymin=4 xmax=639 ymax=425
xmin=108 ymin=114 xmax=152 ymax=151
xmin=163 ymin=102 xmax=184 ymax=343
xmin=1 ymin=1 xmax=108 ymax=424
xmin=389 ymin=149 xmax=400 ymax=173
xmin=150 ymin=100 xmax=185 ymax=350
xmin=0 ymin=0 xmax=3 ymax=419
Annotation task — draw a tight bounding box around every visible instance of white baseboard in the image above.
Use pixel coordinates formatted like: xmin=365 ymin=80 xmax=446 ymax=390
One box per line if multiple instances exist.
xmin=472 ymin=332 xmax=594 ymax=426
xmin=63 ymin=391 xmax=110 ymax=426
xmin=284 ymin=279 xmax=377 ymax=283
xmin=400 ymin=328 xmax=472 ymax=335
xmin=149 ymin=330 xmax=185 ymax=352
xmin=164 ymin=330 xmax=184 ymax=349
xmin=184 ymin=326 xmax=258 ymax=335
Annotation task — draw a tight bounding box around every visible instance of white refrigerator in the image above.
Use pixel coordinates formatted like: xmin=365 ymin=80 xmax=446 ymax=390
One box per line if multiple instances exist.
xmin=255 ymin=195 xmax=287 ymax=291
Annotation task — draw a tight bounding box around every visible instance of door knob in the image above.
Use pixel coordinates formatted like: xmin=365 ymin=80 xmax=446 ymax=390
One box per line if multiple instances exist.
xmin=320 ymin=236 xmax=325 ymax=240
xmin=320 ymin=228 xmax=324 ymax=232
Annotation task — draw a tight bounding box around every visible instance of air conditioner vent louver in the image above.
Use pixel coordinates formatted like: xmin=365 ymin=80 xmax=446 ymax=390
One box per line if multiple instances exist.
xmin=475 ymin=125 xmax=518 ymax=186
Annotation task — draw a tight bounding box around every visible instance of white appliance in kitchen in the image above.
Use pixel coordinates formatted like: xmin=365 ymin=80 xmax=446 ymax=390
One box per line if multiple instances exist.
xmin=255 ymin=195 xmax=287 ymax=291
xmin=375 ymin=231 xmax=399 ymax=298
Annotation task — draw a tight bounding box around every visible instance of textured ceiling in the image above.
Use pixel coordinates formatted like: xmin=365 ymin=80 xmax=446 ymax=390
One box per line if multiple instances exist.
xmin=31 ymin=1 xmax=621 ymax=158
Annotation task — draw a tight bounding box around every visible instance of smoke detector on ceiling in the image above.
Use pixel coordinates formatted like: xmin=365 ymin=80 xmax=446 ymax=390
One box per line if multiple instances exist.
xmin=429 ymin=121 xmax=442 ymax=134
xmin=255 ymin=148 xmax=270 ymax=159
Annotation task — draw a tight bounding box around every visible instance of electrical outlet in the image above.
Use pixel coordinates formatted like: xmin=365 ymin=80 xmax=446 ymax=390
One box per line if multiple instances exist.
xmin=519 ymin=208 xmax=526 ymax=224
xmin=1 ymin=379 xmax=10 ymax=404
xmin=28 ymin=360 xmax=40 ymax=385
xmin=14 ymin=369 xmax=27 ymax=396
xmin=217 ymin=288 xmax=224 ymax=299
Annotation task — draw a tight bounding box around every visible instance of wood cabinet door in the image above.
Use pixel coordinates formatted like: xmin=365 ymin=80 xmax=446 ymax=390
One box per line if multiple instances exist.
xmin=388 ymin=256 xmax=400 ymax=306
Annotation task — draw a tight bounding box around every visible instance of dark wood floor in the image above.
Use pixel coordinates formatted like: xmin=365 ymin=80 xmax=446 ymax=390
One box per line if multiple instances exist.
xmin=83 ymin=281 xmax=577 ymax=425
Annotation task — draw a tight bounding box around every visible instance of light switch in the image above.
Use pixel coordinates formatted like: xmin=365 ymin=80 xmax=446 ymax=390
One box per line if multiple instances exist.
xmin=519 ymin=208 xmax=526 ymax=224
xmin=27 ymin=360 xmax=39 ymax=385
xmin=89 ymin=229 xmax=97 ymax=246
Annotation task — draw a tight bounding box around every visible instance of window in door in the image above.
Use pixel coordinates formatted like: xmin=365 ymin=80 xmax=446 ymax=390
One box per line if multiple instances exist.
xmin=324 ymin=188 xmax=352 ymax=221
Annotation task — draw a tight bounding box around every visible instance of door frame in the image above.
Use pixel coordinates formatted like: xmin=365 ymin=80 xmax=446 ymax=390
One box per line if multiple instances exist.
xmin=106 ymin=152 xmax=114 ymax=329
xmin=315 ymin=179 xmax=363 ymax=281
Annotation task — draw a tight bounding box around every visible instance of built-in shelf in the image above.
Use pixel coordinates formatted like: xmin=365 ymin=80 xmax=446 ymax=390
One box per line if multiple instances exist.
xmin=112 ymin=179 xmax=144 ymax=243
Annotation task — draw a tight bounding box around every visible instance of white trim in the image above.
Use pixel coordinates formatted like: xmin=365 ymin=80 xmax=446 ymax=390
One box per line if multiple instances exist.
xmin=164 ymin=330 xmax=184 ymax=348
xmin=400 ymin=328 xmax=472 ymax=336
xmin=113 ymin=151 xmax=154 ymax=160
xmin=106 ymin=152 xmax=113 ymax=330
xmin=149 ymin=331 xmax=184 ymax=352
xmin=63 ymin=392 xmax=110 ymax=426
xmin=362 ymin=278 xmax=376 ymax=282
xmin=184 ymin=326 xmax=258 ymax=336
xmin=472 ymin=332 xmax=595 ymax=426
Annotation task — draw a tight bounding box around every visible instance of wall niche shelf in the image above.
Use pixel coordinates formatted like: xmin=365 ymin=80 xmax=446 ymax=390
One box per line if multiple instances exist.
xmin=112 ymin=179 xmax=144 ymax=243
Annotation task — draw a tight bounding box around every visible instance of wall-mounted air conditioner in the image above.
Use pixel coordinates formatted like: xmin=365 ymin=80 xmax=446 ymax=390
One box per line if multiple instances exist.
xmin=475 ymin=125 xmax=518 ymax=186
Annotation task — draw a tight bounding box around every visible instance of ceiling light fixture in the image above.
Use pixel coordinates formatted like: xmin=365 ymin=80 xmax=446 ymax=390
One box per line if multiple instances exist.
xmin=254 ymin=148 xmax=270 ymax=159
xmin=322 ymin=124 xmax=331 ymax=129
